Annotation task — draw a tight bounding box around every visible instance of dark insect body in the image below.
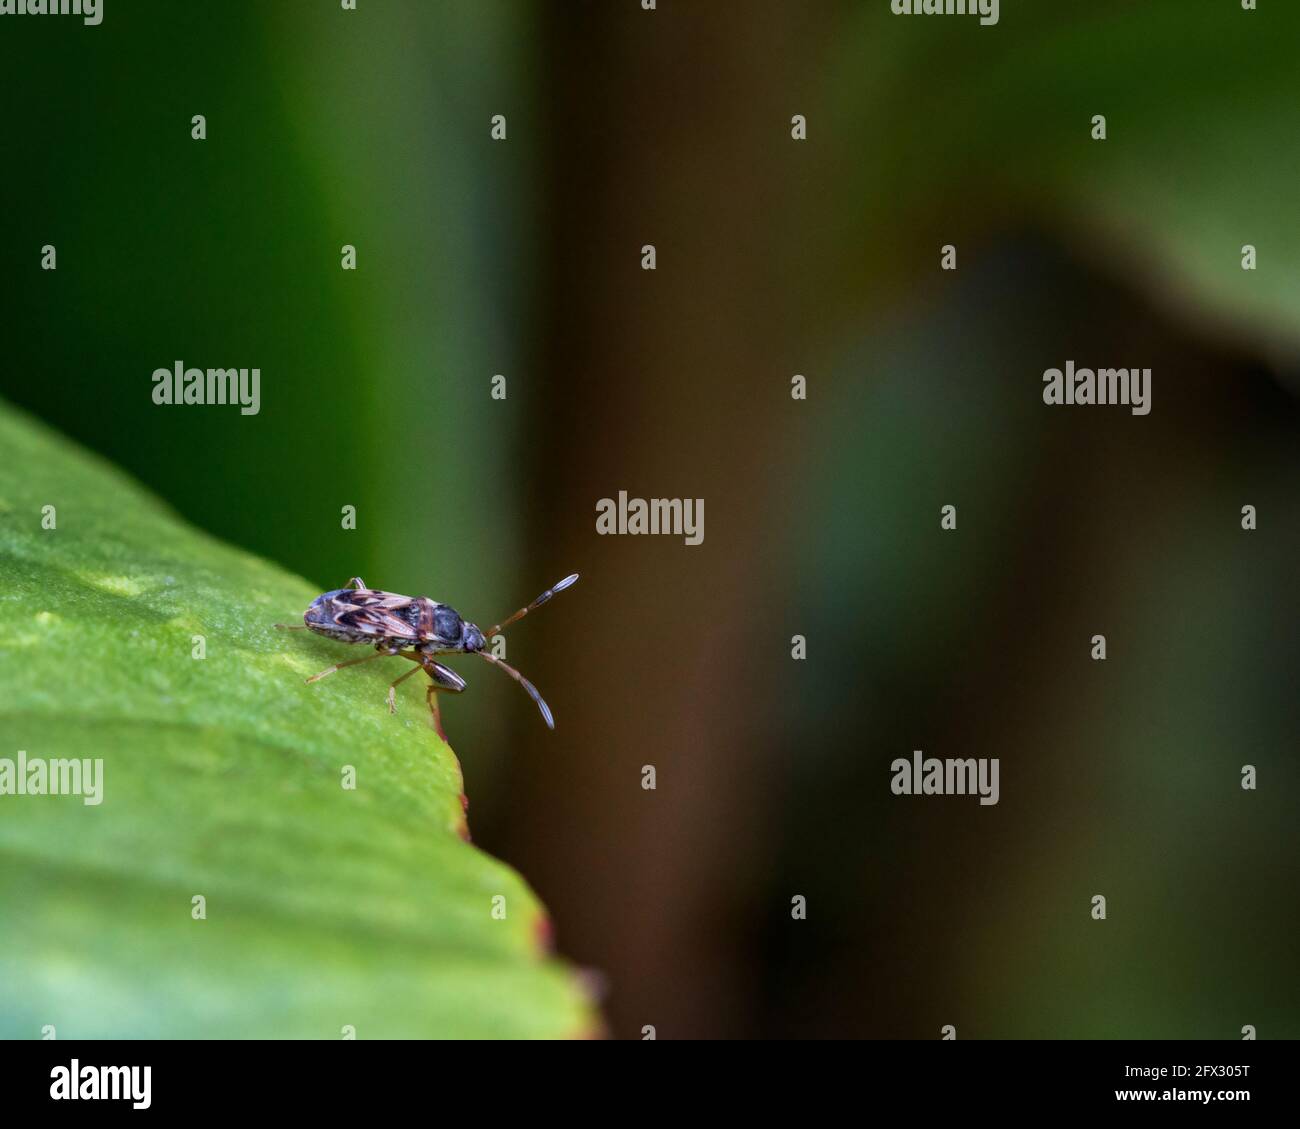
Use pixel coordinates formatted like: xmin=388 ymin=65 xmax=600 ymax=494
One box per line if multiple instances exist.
xmin=277 ymin=574 xmax=579 ymax=733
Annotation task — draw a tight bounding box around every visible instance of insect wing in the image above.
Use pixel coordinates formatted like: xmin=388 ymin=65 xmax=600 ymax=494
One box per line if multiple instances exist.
xmin=325 ymin=590 xmax=426 ymax=640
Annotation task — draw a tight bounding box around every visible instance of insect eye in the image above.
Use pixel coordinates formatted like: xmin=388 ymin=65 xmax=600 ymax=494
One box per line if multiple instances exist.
xmin=433 ymin=608 xmax=463 ymax=641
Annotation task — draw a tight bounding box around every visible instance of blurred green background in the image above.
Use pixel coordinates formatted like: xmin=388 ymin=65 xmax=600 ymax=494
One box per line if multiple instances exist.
xmin=1 ymin=1 xmax=1296 ymax=1038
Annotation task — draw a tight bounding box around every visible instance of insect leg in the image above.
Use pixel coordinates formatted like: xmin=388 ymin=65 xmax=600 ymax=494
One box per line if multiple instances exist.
xmin=345 ymin=577 xmax=367 ymax=590
xmin=305 ymin=651 xmax=393 ymax=684
xmin=420 ymin=659 xmax=466 ymax=737
xmin=422 ymin=658 xmax=467 ymax=693
xmin=385 ymin=662 xmax=424 ymax=714
xmin=476 ymin=651 xmax=555 ymax=729
xmin=483 ymin=573 xmax=579 ymax=637
xmin=426 ymin=684 xmax=446 ymax=740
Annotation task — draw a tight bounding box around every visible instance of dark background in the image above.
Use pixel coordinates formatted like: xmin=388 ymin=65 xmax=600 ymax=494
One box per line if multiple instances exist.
xmin=1 ymin=1 xmax=1296 ymax=1038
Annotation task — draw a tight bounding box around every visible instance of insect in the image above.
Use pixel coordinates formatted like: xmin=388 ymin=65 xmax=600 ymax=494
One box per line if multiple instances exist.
xmin=276 ymin=574 xmax=579 ymax=734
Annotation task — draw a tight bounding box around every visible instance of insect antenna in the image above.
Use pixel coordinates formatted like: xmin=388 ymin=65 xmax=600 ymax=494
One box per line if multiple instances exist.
xmin=484 ymin=573 xmax=579 ymax=638
xmin=477 ymin=651 xmax=556 ymax=730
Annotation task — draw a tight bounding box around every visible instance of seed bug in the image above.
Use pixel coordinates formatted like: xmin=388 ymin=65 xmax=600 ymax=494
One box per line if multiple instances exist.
xmin=276 ymin=574 xmax=579 ymax=734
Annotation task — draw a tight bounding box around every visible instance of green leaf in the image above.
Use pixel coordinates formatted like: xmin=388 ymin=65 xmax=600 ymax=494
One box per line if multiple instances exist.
xmin=0 ymin=400 xmax=595 ymax=1039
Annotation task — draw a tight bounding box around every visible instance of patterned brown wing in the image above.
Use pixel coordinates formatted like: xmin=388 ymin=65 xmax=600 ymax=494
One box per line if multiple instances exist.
xmin=304 ymin=589 xmax=429 ymax=642
xmin=336 ymin=591 xmax=428 ymax=639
